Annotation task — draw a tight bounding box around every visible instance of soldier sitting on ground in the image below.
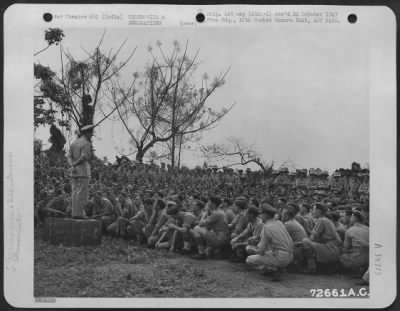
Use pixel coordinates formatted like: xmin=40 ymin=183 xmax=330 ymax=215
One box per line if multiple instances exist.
xmin=87 ymin=190 xmax=116 ymax=232
xmin=246 ymin=203 xmax=294 ymax=282
xmin=228 ymin=196 xmax=249 ymax=239
xmin=230 ymin=206 xmax=263 ymax=262
xmin=282 ymin=203 xmax=308 ymax=271
xmin=127 ymin=198 xmax=154 ymax=244
xmin=40 ymin=186 xmax=71 ymax=219
xmin=191 ymin=196 xmax=230 ymax=260
xmin=107 ymin=192 xmax=135 ymax=238
xmin=147 ymin=199 xmax=171 ymax=248
xmin=164 ymin=202 xmax=200 ymax=254
xmin=302 ymin=203 xmax=343 ymax=274
xmin=339 ymin=210 xmax=369 ymax=275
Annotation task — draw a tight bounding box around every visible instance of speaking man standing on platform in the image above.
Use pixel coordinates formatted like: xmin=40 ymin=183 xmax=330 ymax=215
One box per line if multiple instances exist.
xmin=67 ymin=125 xmax=94 ymax=219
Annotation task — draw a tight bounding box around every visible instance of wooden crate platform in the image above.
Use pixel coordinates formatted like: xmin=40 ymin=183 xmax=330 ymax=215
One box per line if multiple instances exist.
xmin=43 ymin=217 xmax=102 ymax=246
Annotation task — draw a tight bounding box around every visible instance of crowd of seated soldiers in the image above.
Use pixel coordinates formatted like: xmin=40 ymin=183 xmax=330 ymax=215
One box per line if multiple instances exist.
xmin=34 ymin=154 xmax=369 ymax=282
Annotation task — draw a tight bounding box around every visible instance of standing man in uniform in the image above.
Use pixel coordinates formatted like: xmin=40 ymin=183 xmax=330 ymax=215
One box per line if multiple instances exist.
xmin=67 ymin=125 xmax=94 ymax=219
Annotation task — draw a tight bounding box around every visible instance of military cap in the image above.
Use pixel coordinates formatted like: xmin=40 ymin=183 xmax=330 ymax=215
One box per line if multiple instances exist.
xmin=287 ymin=202 xmax=300 ymax=214
xmin=259 ymin=203 xmax=277 ymax=216
xmin=235 ymin=196 xmax=248 ymax=209
xmin=313 ymin=202 xmax=328 ymax=213
xmin=235 ymin=196 xmax=248 ymax=203
xmin=247 ymin=206 xmax=260 ymax=216
xmin=166 ymin=202 xmax=180 ymax=215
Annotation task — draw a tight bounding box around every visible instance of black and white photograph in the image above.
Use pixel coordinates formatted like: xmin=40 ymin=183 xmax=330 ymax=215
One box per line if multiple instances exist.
xmin=3 ymin=4 xmax=397 ymax=308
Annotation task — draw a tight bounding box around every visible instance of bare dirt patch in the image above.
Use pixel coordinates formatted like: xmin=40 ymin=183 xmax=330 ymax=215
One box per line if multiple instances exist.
xmin=34 ymin=228 xmax=368 ymax=298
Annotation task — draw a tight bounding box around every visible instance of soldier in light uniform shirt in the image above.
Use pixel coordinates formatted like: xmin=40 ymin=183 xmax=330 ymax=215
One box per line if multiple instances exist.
xmin=87 ymin=190 xmax=117 ymax=232
xmin=358 ymin=173 xmax=369 ymax=203
xmin=231 ymin=206 xmax=263 ymax=262
xmin=127 ymin=198 xmax=154 ymax=243
xmin=228 ymin=197 xmax=249 ymax=239
xmin=302 ymin=203 xmax=343 ymax=274
xmin=246 ymin=203 xmax=293 ymax=281
xmin=67 ymin=125 xmax=94 ymax=218
xmin=282 ymin=203 xmax=308 ymax=269
xmin=317 ymin=171 xmax=330 ymax=191
xmin=294 ymin=169 xmax=308 ymax=190
xmin=339 ymin=210 xmax=369 ymax=272
xmin=348 ymin=175 xmax=361 ymax=200
xmin=165 ymin=203 xmax=200 ymax=254
xmin=192 ymin=196 xmax=230 ymax=260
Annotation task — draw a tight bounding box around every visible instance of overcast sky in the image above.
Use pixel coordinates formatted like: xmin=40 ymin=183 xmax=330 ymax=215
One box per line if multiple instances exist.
xmin=34 ymin=25 xmax=369 ymax=172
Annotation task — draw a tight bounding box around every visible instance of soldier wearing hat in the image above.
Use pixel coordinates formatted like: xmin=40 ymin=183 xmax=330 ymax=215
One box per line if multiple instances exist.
xmin=301 ymin=202 xmax=342 ymax=274
xmin=230 ymin=206 xmax=263 ymax=262
xmin=329 ymin=170 xmax=344 ymax=195
xmin=348 ymin=173 xmax=361 ymax=200
xmin=317 ymin=171 xmax=330 ymax=190
xmin=67 ymin=124 xmax=94 ymax=218
xmin=358 ymin=172 xmax=369 ymax=203
xmin=308 ymin=169 xmax=319 ymax=195
xmin=246 ymin=203 xmax=293 ymax=281
xmin=339 ymin=210 xmax=369 ymax=272
xmin=295 ymin=169 xmax=308 ymax=190
xmin=287 ymin=172 xmax=297 ymax=191
xmin=275 ymin=167 xmax=289 ymax=196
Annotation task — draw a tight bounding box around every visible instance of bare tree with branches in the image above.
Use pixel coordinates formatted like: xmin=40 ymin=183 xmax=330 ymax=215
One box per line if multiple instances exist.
xmin=200 ymin=137 xmax=274 ymax=174
xmin=112 ymin=40 xmax=234 ymax=164
xmin=34 ymin=29 xmax=136 ymax=132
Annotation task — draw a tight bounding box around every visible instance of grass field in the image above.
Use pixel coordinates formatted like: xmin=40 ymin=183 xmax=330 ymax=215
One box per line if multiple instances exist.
xmin=34 ymin=228 xmax=369 ymax=298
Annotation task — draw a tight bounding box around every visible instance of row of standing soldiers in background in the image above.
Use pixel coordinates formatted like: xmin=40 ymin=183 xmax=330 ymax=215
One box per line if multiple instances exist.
xmin=36 ymin=153 xmax=369 ymax=206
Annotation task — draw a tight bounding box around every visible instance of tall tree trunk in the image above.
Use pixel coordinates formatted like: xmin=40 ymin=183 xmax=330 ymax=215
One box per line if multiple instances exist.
xmin=171 ymin=133 xmax=175 ymax=168
xmin=136 ymin=148 xmax=144 ymax=163
xmin=177 ymin=134 xmax=183 ymax=169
